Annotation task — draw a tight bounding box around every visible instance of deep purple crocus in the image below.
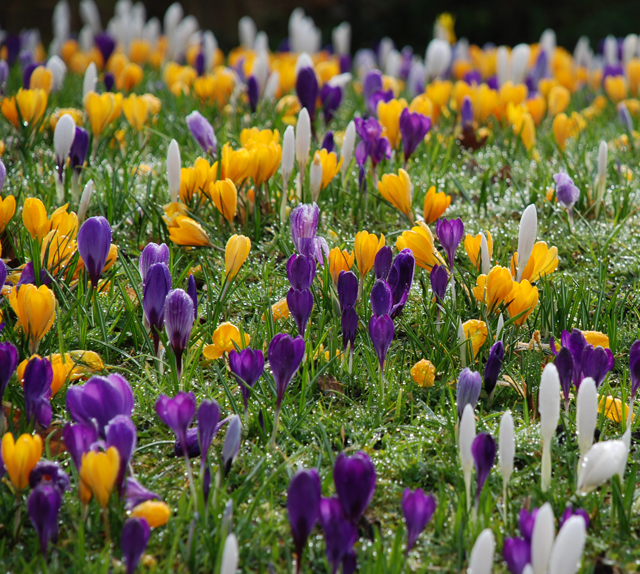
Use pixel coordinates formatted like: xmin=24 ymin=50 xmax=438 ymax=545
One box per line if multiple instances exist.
xmin=319 ymin=497 xmax=358 ymax=574
xmin=221 ymin=414 xmax=241 ymax=476
xmin=203 ymin=466 xmax=212 ymax=505
xmin=388 ymin=248 xmax=415 ymax=318
xmin=296 ymin=66 xmax=319 ymax=121
xmin=290 ymin=203 xmax=329 ymax=266
xmin=104 ymin=71 xmax=115 ymax=92
xmin=268 ymin=334 xmax=306 ymax=410
xmin=287 ymin=468 xmax=321 ymax=572
xmin=195 ymin=51 xmax=205 ymax=76
xmin=460 ymin=96 xmax=474 ymax=130
xmin=484 ymin=341 xmax=504 ymax=396
xmin=229 ymin=348 xmax=264 ymax=417
xmin=374 ymin=246 xmax=393 ymax=280
xmin=124 ymin=477 xmax=160 ymax=510
xmin=400 ymin=108 xmax=431 ymax=163
xmin=164 ymin=288 xmax=195 ymax=376
xmin=629 ymin=339 xmax=640 ymax=398
xmin=369 ymin=314 xmax=394 ymax=370
xmin=338 ymin=271 xmax=358 ymax=310
xmin=559 ymin=505 xmax=589 ymax=530
xmin=62 ymin=423 xmax=98 ymax=471
xmin=368 ymin=89 xmax=394 ymax=117
xmin=139 ymin=242 xmax=170 ymax=287
xmin=0 ymin=341 xmax=18 ymax=404
xmin=503 ymin=537 xmax=531 ymax=574
xmin=29 ymin=461 xmax=70 ymax=493
xmin=94 ymin=33 xmax=116 ymax=65
xmin=186 ymin=110 xmax=217 ymax=156
xmin=156 ymin=391 xmax=196 ymax=452
xmin=69 ymin=127 xmax=89 ymax=172
xmin=363 ymin=70 xmax=383 ymax=103
xmin=187 ymin=274 xmax=198 ymax=319
xmin=143 ymin=262 xmax=172 ymax=354
xmin=77 ymin=216 xmax=112 ymax=288
xmin=121 ymin=517 xmax=151 ymax=574
xmin=518 ymin=507 xmax=538 ymax=543
xmin=287 ymin=287 xmax=314 ymax=337
xmin=320 ymin=83 xmax=342 ymax=124
xmin=430 ymin=264 xmax=448 ymax=302
xmin=354 ymin=116 xmax=391 ymax=168
xmin=106 ymin=415 xmax=137 ymax=495
xmin=581 ymin=345 xmax=614 ymax=388
xmin=472 ymin=432 xmax=496 ymax=504
xmin=321 ymin=131 xmax=335 ymax=152
xmin=402 ymin=488 xmax=436 ymax=552
xmin=287 ymin=254 xmax=316 ymax=291
xmin=333 ymin=450 xmax=376 ymax=523
xmin=17 ymin=261 xmax=51 ymax=287
xmin=197 ymin=399 xmax=221 ymax=467
xmin=551 ymin=329 xmax=588 ymax=388
xmin=370 ymin=279 xmax=393 ymax=317
xmin=23 ymin=356 xmax=53 ymax=428
xmin=456 ymin=368 xmax=482 ymax=419
xmin=174 ymin=428 xmax=200 ymax=458
xmin=553 ymin=173 xmax=580 ymax=210
xmin=436 ymin=218 xmax=464 ymax=270
xmin=27 ymin=484 xmax=62 ymax=557
xmin=554 ymin=346 xmax=574 ymax=409
xmin=247 ymin=76 xmax=260 ymax=112
xmin=23 ymin=62 xmax=39 ymax=88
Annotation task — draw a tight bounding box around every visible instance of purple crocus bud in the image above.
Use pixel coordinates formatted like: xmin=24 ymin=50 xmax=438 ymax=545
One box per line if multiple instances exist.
xmin=430 ymin=264 xmax=448 ymax=302
xmin=186 ymin=111 xmax=217 ymax=157
xmin=319 ymin=497 xmax=358 ymax=574
xmin=69 ymin=127 xmax=89 ymax=172
xmin=581 ymin=345 xmax=614 ymax=387
xmin=388 ymin=248 xmax=415 ymax=319
xmin=143 ymin=263 xmax=172 ymax=354
xmin=472 ymin=432 xmax=496 ymax=504
xmin=553 ymin=173 xmax=580 ymax=210
xmin=518 ymin=507 xmax=538 ymax=542
xmin=402 ymin=488 xmax=436 ymax=552
xmin=27 ymin=484 xmax=62 ymax=557
xmin=23 ymin=62 xmax=39 ymax=88
xmin=399 ymin=108 xmax=431 ymax=162
xmin=337 ymin=271 xmax=358 ymax=310
xmin=374 ymin=246 xmax=393 ymax=280
xmin=124 ymin=477 xmax=160 ymax=510
xmin=321 ymin=130 xmax=335 ymax=152
xmin=139 ymin=242 xmax=170 ymax=286
xmin=174 ymin=428 xmax=200 ymax=458
xmin=369 ymin=314 xmax=394 ymax=369
xmin=290 ymin=203 xmax=319 ymax=252
xmin=370 ymin=279 xmax=393 ymax=317
xmin=287 ymin=254 xmax=316 ymax=291
xmin=94 ymin=33 xmax=116 ymax=65
xmin=164 ymin=288 xmax=195 ymax=375
xmin=334 ymin=450 xmax=376 ymax=523
xmin=156 ymin=391 xmax=196 ymax=452
xmin=287 ymin=287 xmax=314 ymax=337
xmin=502 ymin=537 xmax=531 ymax=574
xmin=342 ymin=307 xmax=359 ymax=354
xmin=0 ymin=159 xmax=6 ymax=192
xmin=287 ymin=468 xmax=321 ymax=570
xmin=23 ymin=356 xmax=53 ymax=428
xmin=104 ymin=71 xmax=115 ymax=92
xmin=17 ymin=261 xmax=51 ymax=287
xmin=320 ymin=83 xmax=342 ymax=124
xmin=0 ymin=341 xmax=18 ymax=404
xmin=339 ymin=54 xmax=351 ymax=74
xmin=554 ymin=347 xmax=574 ymax=409
xmin=77 ymin=216 xmax=112 ymax=287
xmin=268 ymin=334 xmax=306 ymax=409
xmin=106 ymin=415 xmax=137 ymax=495
xmin=461 ymin=96 xmax=474 ymax=130
xmin=247 ymin=76 xmax=260 ymax=112
xmin=484 ymin=341 xmax=504 ymax=396
xmin=368 ymin=89 xmax=394 ymax=116
xmin=362 ymin=69 xmax=383 ymax=103
xmin=121 ymin=518 xmax=151 ymax=574
xmin=195 ymin=51 xmax=205 ymax=76
xmin=221 ymin=414 xmax=241 ymax=476
xmin=229 ymin=349 xmax=265 ymax=416
xmin=559 ymin=505 xmax=589 ymax=530
xmin=456 ymin=368 xmax=482 ymax=419
xmin=185 ymin=276 xmax=198 ymax=322
xmin=436 ymin=218 xmax=464 ymax=269
xmin=197 ymin=399 xmax=221 ymax=466
xmin=618 ymin=102 xmax=633 ymax=132
xmin=565 ymin=329 xmax=587 ymax=387
xmin=296 ymin=66 xmax=319 ymax=121
xmin=29 ymin=461 xmax=70 ymax=493
xmin=62 ymin=423 xmax=98 ymax=471
xmin=629 ymin=340 xmax=640 ymax=398
xmin=0 ymin=61 xmax=9 ymax=89
xmin=66 ymin=374 xmax=134 ymax=437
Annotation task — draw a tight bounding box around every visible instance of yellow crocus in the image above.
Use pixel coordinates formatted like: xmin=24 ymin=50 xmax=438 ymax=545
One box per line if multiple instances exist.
xmin=598 ymin=396 xmax=632 ymax=424
xmin=221 ymin=143 xmax=252 ymax=186
xmin=378 ymin=169 xmax=413 ymax=222
xmin=131 ymin=500 xmax=171 ymax=528
xmin=1 ymin=433 xmax=43 ymax=491
xmin=141 ymin=93 xmax=162 ymax=117
xmin=604 ymin=75 xmax=628 ymax=103
xmin=473 ymin=84 xmax=499 ymax=122
xmin=41 ymin=230 xmax=76 ymax=276
xmin=9 ymin=284 xmax=56 ymax=354
xmin=409 ymin=94 xmax=434 ymax=120
xmin=79 ymin=447 xmax=120 ymax=508
xmin=377 ymin=98 xmax=408 ymax=149
xmin=395 ymin=222 xmax=443 ymax=270
xmin=245 ymin=140 xmax=282 ymax=187
xmin=423 ymin=186 xmax=451 ymax=224
xmin=262 ymin=298 xmax=290 ymax=321
xmin=506 ymin=102 xmax=535 ymax=151
xmin=510 ymin=242 xmax=559 ymax=282
xmin=547 ymin=85 xmax=571 ymax=117
xmin=122 ymin=93 xmax=149 ymax=131
xmin=526 ymin=93 xmax=547 ymax=125
xmin=462 ymin=319 xmax=488 ymax=358
xmin=225 ymin=234 xmax=251 ymax=279
xmin=240 ymin=128 xmax=280 ymax=146
xmin=315 ymin=149 xmax=343 ymax=190
xmin=425 ymin=80 xmax=452 ymax=122
xmin=472 ymin=266 xmax=513 ymax=312
xmin=49 ymin=107 xmax=83 ymax=131
xmin=84 ymin=92 xmax=116 ymax=137
xmin=553 ymin=113 xmax=570 ymax=150
xmin=210 ymin=179 xmax=238 ymax=222
xmin=29 ymin=67 xmax=53 ymax=93
xmin=49 ymin=203 xmax=78 ymax=239
xmin=203 ymin=322 xmax=251 ymax=360
xmin=329 ymin=247 xmax=354 ymax=285
xmin=411 ymin=359 xmax=436 ymax=388
xmin=168 ymin=216 xmax=212 ymax=247
xmin=1 ymin=97 xmax=19 ymax=129
xmin=117 ymin=63 xmax=144 ymax=91
xmin=507 ymin=280 xmax=539 ymax=326
xmin=627 ymin=59 xmax=640 ymax=96
xmin=15 ymin=88 xmax=48 ymax=127
xmin=583 ymin=331 xmax=609 ymax=348
xmin=0 ymin=195 xmax=16 ymax=232
xmin=354 ymin=231 xmax=385 ymax=277
xmin=464 ymin=231 xmax=493 ymax=269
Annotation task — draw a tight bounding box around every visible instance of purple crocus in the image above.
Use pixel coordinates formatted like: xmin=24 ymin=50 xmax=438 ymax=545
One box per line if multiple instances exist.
xmin=629 ymin=339 xmax=640 ymax=398
xmin=124 ymin=477 xmax=160 ymax=510
xmin=287 ymin=254 xmax=316 ymax=291
xmin=581 ymin=345 xmax=614 ymax=387
xmin=186 ymin=111 xmax=217 ymax=156
xmin=247 ymin=76 xmax=260 ymax=112
xmin=69 ymin=127 xmax=89 ymax=172
xmin=0 ymin=260 xmax=6 ymax=291
xmin=29 ymin=461 xmax=70 ymax=493
xmin=94 ymin=33 xmax=116 ymax=65
xmin=374 ymin=246 xmax=393 ymax=280
xmin=296 ymin=66 xmax=319 ymax=121
xmin=174 ymin=428 xmax=200 ymax=458
xmin=17 ymin=261 xmax=51 ymax=287
xmin=559 ymin=505 xmax=589 ymax=530
xmin=338 ymin=271 xmax=359 ymax=357
xmin=518 ymin=507 xmax=538 ymax=542
xmin=503 ymin=537 xmax=531 ymax=574
xmin=221 ymin=414 xmax=241 ymax=476
xmin=290 ymin=203 xmax=329 ymax=266
xmin=287 ymin=288 xmax=314 ymax=338
xmin=197 ymin=399 xmax=221 ymax=467
xmin=484 ymin=341 xmax=504 ymax=396
xmin=27 ymin=484 xmax=62 ymax=557
xmin=472 ymin=432 xmax=496 ymax=505
xmin=121 ymin=518 xmax=151 ymax=574
xmin=368 ymin=89 xmax=394 ymax=116
xmin=156 ymin=391 xmax=196 ymax=452
xmin=460 ymin=96 xmax=474 ymax=130
xmin=195 ymin=51 xmax=205 ymax=76
xmin=354 ymin=116 xmax=391 ymax=168
xmin=0 ymin=61 xmax=9 ymax=91
xmin=436 ymin=218 xmax=464 ymax=270
xmin=388 ymin=248 xmax=415 ymax=318
xmin=551 ymin=329 xmax=588 ymax=388
xmin=229 ymin=348 xmax=264 ymax=418
xmin=164 ymin=288 xmax=195 ymax=377
xmin=106 ymin=415 xmax=137 ymax=495
xmin=456 ymin=368 xmax=482 ymax=419
xmin=77 ymin=216 xmax=112 ymax=287
xmin=554 ymin=347 xmax=574 ymax=409
xmin=319 ymin=497 xmax=358 ymax=574
xmin=321 ymin=131 xmax=334 ymax=152
xmin=399 ymin=108 xmax=431 ymax=163
xmin=362 ymin=70 xmax=383 ymax=104
xmin=0 ymin=159 xmax=6 ymax=192
xmin=139 ymin=242 xmax=170 ymax=287
xmin=333 ymin=450 xmax=376 ymax=523
xmin=23 ymin=356 xmax=53 ymax=428
xmin=430 ymin=264 xmax=448 ymax=302
xmin=369 ymin=314 xmax=394 ymax=370
xmin=187 ymin=274 xmax=198 ymax=319
xmin=143 ymin=262 xmax=172 ymax=354
xmin=62 ymin=423 xmax=98 ymax=471
xmin=287 ymin=468 xmax=321 ymax=573
xmin=0 ymin=341 xmax=18 ymax=404
xmin=370 ymin=279 xmax=393 ymax=317
xmin=268 ymin=334 xmax=305 ymax=411
xmin=402 ymin=488 xmax=436 ymax=552
xmin=104 ymin=71 xmax=115 ymax=92
xmin=23 ymin=62 xmax=39 ymax=88
xmin=320 ymin=83 xmax=342 ymax=124
xmin=553 ymin=173 xmax=580 ymax=210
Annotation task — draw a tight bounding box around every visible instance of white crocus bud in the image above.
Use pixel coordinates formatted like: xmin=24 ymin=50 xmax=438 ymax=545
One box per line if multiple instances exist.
xmin=296 ymin=108 xmax=311 ymax=175
xmin=496 ymin=46 xmax=510 ymax=87
xmin=252 ymin=49 xmax=269 ymax=95
xmin=167 ymin=139 xmax=181 ymax=203
xmin=83 ymin=61 xmax=98 ymax=99
xmin=516 ymin=204 xmax=537 ymax=282
xmin=576 ymin=377 xmax=597 ymax=459
xmin=480 ymin=232 xmax=491 ymax=275
xmin=539 ymin=363 xmax=560 ymax=492
xmin=523 ymin=566 xmax=533 ymax=574
xmin=254 ymin=31 xmax=269 ymax=53
xmin=385 ymin=49 xmax=402 ymax=78
xmin=280 ymin=125 xmax=295 ymax=223
xmin=202 ymin=30 xmax=218 ymax=72
xmin=459 ymin=403 xmax=476 ymax=512
xmin=548 ymin=515 xmax=587 ymax=574
xmin=47 ymin=55 xmax=67 ymax=91
xmin=467 ymin=529 xmax=495 ymax=574
xmin=511 ymin=43 xmax=531 ymax=84
xmin=263 ymin=71 xmax=280 ymax=102
xmin=623 ymin=34 xmax=638 ymax=65
xmin=340 ymin=120 xmax=356 ymax=178
xmin=309 ymin=152 xmax=323 ymax=202
xmin=573 ymin=36 xmax=591 ymax=68
xmin=52 ymin=0 xmax=71 ymax=43
xmin=220 ymin=533 xmax=238 ymax=574
xmin=378 ymin=37 xmax=394 ymax=70
xmin=531 ymin=502 xmax=555 ymax=574
xmin=238 ymin=16 xmax=257 ymax=50
xmin=604 ymin=34 xmax=619 ymax=65
xmin=540 ymin=29 xmax=556 ymax=73
xmin=425 ymin=39 xmax=452 ymax=79
xmin=499 ymin=410 xmax=515 ymax=492
xmin=54 ymin=113 xmax=76 ymax=168
xmin=577 ymin=437 xmax=629 ymax=494
xmin=164 ymin=3 xmax=183 ymax=43
xmin=80 ymin=0 xmax=102 ymax=33
xmin=78 ymin=179 xmax=94 ymax=223
xmin=496 ymin=313 xmax=505 ymax=340
xmin=332 ymin=22 xmax=351 ymax=55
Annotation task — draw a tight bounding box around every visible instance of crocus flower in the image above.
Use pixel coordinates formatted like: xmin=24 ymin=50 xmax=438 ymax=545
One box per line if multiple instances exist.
xmin=247 ymin=76 xmax=259 ymax=111
xmin=174 ymin=428 xmax=201 ymax=458
xmin=9 ymin=283 xmax=56 ymax=354
xmin=456 ymin=368 xmax=482 ymax=419
xmin=468 ymin=529 xmax=495 ymax=574
xmin=577 ymin=377 xmax=597 ymax=458
xmin=319 ymin=497 xmax=358 ymax=574
xmin=435 ymin=218 xmax=464 ymax=270
xmin=221 ymin=415 xmax=241 ymax=476
xmin=402 ymin=488 xmax=436 ymax=552
xmin=77 ymin=216 xmax=112 ymax=287
xmin=630 ymin=340 xmax=640 ymax=399
xmin=80 ymin=447 xmax=120 ymax=508
xmin=1 ymin=433 xmax=43 ymax=491
xmin=94 ymin=33 xmax=116 ymax=64
xmin=369 ymin=314 xmax=394 ymax=370
xmin=164 ymin=289 xmax=195 ymax=376
xmin=121 ymin=518 xmax=151 ymax=574
xmin=548 ymin=515 xmax=587 ymax=574
xmin=287 ymin=254 xmax=316 ymax=291
xmin=28 ymin=484 xmax=62 ymax=557
xmin=23 ymin=356 xmax=53 ymax=428
xmin=229 ymin=349 xmax=265 ymax=418
xmin=156 ymin=391 xmax=196 ymax=451
xmin=320 ymin=83 xmax=343 ymax=124
xmin=553 ymin=173 xmax=580 ymax=210
xmin=62 ymin=423 xmax=98 ymax=471
xmin=461 ymin=96 xmax=474 ymax=130
xmin=577 ymin=435 xmax=629 ymax=494
xmin=139 ymin=243 xmax=170 ymax=287
xmin=503 ymin=537 xmax=531 ymax=574
xmin=333 ymin=450 xmax=376 ymax=523
xmin=388 ymin=248 xmax=415 ymax=318
xmin=484 ymin=341 xmax=504 ymax=396
xmin=186 ymin=110 xmax=216 ymax=156
xmin=268 ymin=333 xmax=306 ymax=411
xmin=197 ymin=399 xmax=222 ymax=466
xmin=374 ymin=246 xmax=393 ymax=280
xmin=287 ymin=468 xmax=321 ymax=572
xmin=69 ymin=126 xmax=89 ymax=173
xmin=29 ymin=460 xmax=70 ymax=493
xmin=472 ymin=432 xmax=496 ymax=505
xmin=53 ymin=113 xmax=75 ymax=184
xmin=539 ymin=364 xmax=560 ymax=492
xmin=554 ymin=347 xmax=574 ymax=409
xmin=559 ymin=505 xmax=589 ymax=530
xmin=362 ymin=70 xmax=383 ymax=104
xmin=581 ymin=345 xmax=614 ymax=387
xmin=338 ymin=271 xmax=358 ymax=311
xmin=106 ymin=415 xmax=137 ymax=496
xmin=104 ymin=71 xmax=115 ymax=92
xmin=143 ymin=262 xmax=172 ymax=354
xmin=290 ymin=203 xmax=329 ymax=266
xmin=0 ymin=342 xmax=18 ymax=404
xmin=287 ymin=287 xmax=314 ymax=338
xmin=124 ymin=477 xmax=160 ymax=510
xmin=430 ymin=264 xmax=448 ymax=302
xmin=499 ymin=410 xmax=515 ymax=495
xmin=296 ymin=66 xmax=319 ymax=121
xmin=225 ymin=235 xmax=251 ymax=279
xmin=130 ymin=500 xmax=171 ymax=528
xmin=370 ymin=279 xmax=393 ymax=317
xmin=354 ymin=116 xmax=391 ymax=168
xmin=399 ymin=108 xmax=431 ymax=162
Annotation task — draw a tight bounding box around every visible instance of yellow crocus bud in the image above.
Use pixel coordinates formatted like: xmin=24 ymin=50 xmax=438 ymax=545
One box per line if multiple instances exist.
xmin=604 ymin=75 xmax=628 ymax=103
xmin=221 ymin=143 xmax=252 ymax=186
xmin=473 ymin=84 xmax=499 ymax=122
xmin=472 ymin=265 xmax=513 ymax=312
xmin=329 ymin=247 xmax=354 ymax=285
xmin=395 ymin=223 xmax=443 ymax=270
xmin=377 ymin=99 xmax=408 ymax=149
xmin=129 ymin=40 xmax=151 ymax=64
xmin=141 ymin=93 xmax=162 ymax=117
xmin=80 ymin=447 xmax=120 ymax=508
xmin=122 ymin=93 xmax=149 ymax=131
xmin=315 ymin=149 xmax=343 ymax=190
xmin=245 ymin=140 xmax=282 ymax=187
xmin=510 ymin=241 xmax=559 ymax=282
xmin=462 ymin=319 xmax=488 ymax=358
xmin=354 ymin=230 xmax=385 ymax=277
xmin=425 ymin=80 xmax=452 ymax=120
xmin=240 ymin=128 xmax=280 ymax=146
xmin=225 ymin=234 xmax=251 ymax=279
xmin=526 ymin=93 xmax=547 ymax=126
xmin=411 ymin=359 xmax=436 ymax=387
xmin=547 ymin=85 xmax=570 ymax=117
xmin=168 ymin=216 xmax=212 ymax=247
xmin=203 ymin=322 xmax=251 ymax=360
xmin=583 ymin=331 xmax=609 ymax=348
xmin=627 ymin=59 xmax=640 ymax=96
xmin=9 ymin=284 xmax=56 ymax=354
xmin=131 ymin=500 xmax=172 ymax=527
xmin=409 ymin=94 xmax=434 ymax=120
xmin=464 ymin=231 xmax=493 ymax=269
xmin=15 ymin=88 xmax=48 ymax=126
xmin=423 ymin=186 xmax=451 ymax=224
xmin=598 ymin=396 xmax=631 ymax=424
xmin=84 ymin=92 xmax=116 ymax=137
xmin=29 ymin=67 xmax=54 ymax=93
xmin=1 ymin=433 xmax=43 ymax=491
xmin=507 ymin=280 xmax=539 ymax=326
xmin=210 ymin=179 xmax=238 ymax=222
xmin=117 ymin=63 xmax=144 ymax=91
xmin=1 ymin=97 xmax=19 ymax=129
xmin=262 ymin=298 xmax=289 ymax=321
xmin=553 ymin=113 xmax=570 ymax=150
xmin=506 ymin=103 xmax=535 ymax=151
xmin=377 ymin=169 xmax=414 ymax=222
xmin=0 ymin=195 xmax=16 ymax=232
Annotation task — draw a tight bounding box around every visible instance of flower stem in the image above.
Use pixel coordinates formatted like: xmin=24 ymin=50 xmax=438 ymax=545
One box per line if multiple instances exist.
xmin=270 ymin=406 xmax=281 ymax=448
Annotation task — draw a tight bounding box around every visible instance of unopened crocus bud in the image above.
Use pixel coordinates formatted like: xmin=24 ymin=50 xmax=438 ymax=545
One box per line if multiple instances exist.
xmin=499 ymin=410 xmax=514 ymax=490
xmin=229 ymin=348 xmax=264 ymax=417
xmin=167 ymin=139 xmax=181 ymax=203
xmin=221 ymin=415 xmax=241 ymax=476
xmin=370 ymin=279 xmax=393 ymax=317
xmin=457 ymin=368 xmax=482 ymax=419
xmin=618 ymin=102 xmax=633 ymax=132
xmin=28 ymin=484 xmax=62 ymax=557
xmin=80 ymin=447 xmax=120 ymax=507
xmin=576 ymin=377 xmax=597 ymax=458
xmin=0 ymin=159 xmax=6 ymax=192
xmin=69 ymin=127 xmax=89 ymax=173
xmin=369 ymin=313 xmax=394 ymax=369
xmin=461 ymin=96 xmax=474 ymax=130
xmin=430 ymin=264 xmax=448 ymax=302
xmin=282 ymin=125 xmax=295 ymax=186
xmin=143 ymin=262 xmax=172 ymax=353
xmin=435 ymin=218 xmax=464 ymax=269
xmin=296 ymin=108 xmax=311 ymax=173
xmin=156 ymin=391 xmax=196 ymax=450
xmin=197 ymin=399 xmax=222 ymax=464
xmin=320 ymin=84 xmax=342 ymax=124
xmin=467 ymin=529 xmax=495 ymax=574
xmin=630 ymin=340 xmax=640 ymax=399
xmin=54 ymin=113 xmax=76 ymax=183
xmin=333 ymin=451 xmax=376 ymax=522
xmin=539 ymin=363 xmax=560 ymax=492
xmin=548 ymin=515 xmax=586 ymax=574
xmin=94 ymin=32 xmax=115 ymax=64
xmin=459 ymin=403 xmax=475 ymax=509
xmin=321 ymin=131 xmax=335 ymax=153
xmin=186 ymin=111 xmax=216 ymax=156
xmin=472 ymin=432 xmax=496 ymax=505
xmin=516 ymin=204 xmax=537 ymax=282
xmin=581 ymin=345 xmax=614 ymax=387
xmin=402 ymin=488 xmax=436 ymax=552
xmin=268 ymin=334 xmax=305 ymax=411
xmin=400 ymin=108 xmax=431 ymax=162
xmin=595 ymin=140 xmax=607 ymax=204
xmin=341 ymin=120 xmax=356 ymax=177
xmin=83 ymin=61 xmax=97 ymax=99
xmin=77 ymin=179 xmax=94 ymax=223
xmin=554 ymin=346 xmax=574 ymax=409
xmin=106 ymin=414 xmax=137 ymax=495
xmin=77 ymin=216 xmax=112 ymax=287
xmin=296 ymin=66 xmax=318 ymax=121
xmin=287 ymin=254 xmax=315 ymax=291
xmin=220 ymin=534 xmax=239 ymax=574
xmin=287 ymin=468 xmax=321 ymax=568
xmin=163 ymin=289 xmax=194 ymax=376
xmin=121 ymin=518 xmax=150 ymax=574
xmin=23 ymin=356 xmax=53 ymax=428
xmin=374 ymin=246 xmax=393 ymax=280
xmin=531 ymin=503 xmax=554 ymax=574
xmin=139 ymin=243 xmax=170 ymax=287
xmin=225 ymin=234 xmax=251 ymax=280
xmin=484 ymin=341 xmax=504 ymax=396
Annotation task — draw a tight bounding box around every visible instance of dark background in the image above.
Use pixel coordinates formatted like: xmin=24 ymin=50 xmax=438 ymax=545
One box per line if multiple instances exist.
xmin=2 ymin=0 xmax=640 ymax=54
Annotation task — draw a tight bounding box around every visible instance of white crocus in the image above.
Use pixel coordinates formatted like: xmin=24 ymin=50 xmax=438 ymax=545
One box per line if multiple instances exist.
xmin=238 ymin=16 xmax=256 ymax=50
xmin=576 ymin=377 xmax=597 ymax=460
xmin=385 ymin=49 xmax=402 ymax=78
xmin=511 ymin=44 xmax=531 ymax=84
xmin=496 ymin=314 xmax=505 ymax=341
xmin=167 ymin=139 xmax=181 ymax=203
xmin=295 ymin=108 xmax=311 ymax=198
xmin=573 ymin=36 xmax=591 ymax=68
xmin=622 ymin=34 xmax=638 ymax=64
xmin=480 ymin=232 xmax=491 ymax=275
xmin=377 ymin=37 xmax=394 ymax=70
xmin=499 ymin=410 xmax=515 ymax=501
xmin=459 ymin=403 xmax=476 ymax=512
xmin=340 ymin=120 xmax=356 ymax=178
xmin=47 ymin=55 xmax=67 ymax=91
xmin=516 ymin=204 xmax=537 ymax=282
xmin=604 ymin=34 xmax=619 ymax=65
xmin=83 ymin=62 xmax=98 ymax=99
xmin=531 ymin=502 xmax=555 ymax=574
xmin=548 ymin=515 xmax=587 ymax=574
xmin=577 ymin=437 xmax=629 ymax=495
xmin=332 ymin=22 xmax=351 ymax=55
xmin=280 ymin=125 xmax=295 ymax=223
xmin=263 ymin=71 xmax=280 ymax=102
xmin=202 ymin=30 xmax=218 ymax=72
xmin=53 ymin=113 xmax=76 ymax=201
xmin=251 ymin=49 xmax=269 ymax=96
xmin=496 ymin=46 xmax=510 ymax=87
xmin=164 ymin=3 xmax=183 ymax=46
xmin=539 ymin=363 xmax=560 ymax=492
xmin=78 ymin=180 xmax=94 ymax=223
xmin=425 ymin=39 xmax=452 ymax=79
xmin=220 ymin=533 xmax=238 ymax=574
xmin=467 ymin=529 xmax=495 ymax=574
xmin=327 ymin=73 xmax=352 ymax=89
xmin=80 ymin=0 xmax=102 ymax=33
xmin=522 ymin=566 xmax=533 ymax=574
